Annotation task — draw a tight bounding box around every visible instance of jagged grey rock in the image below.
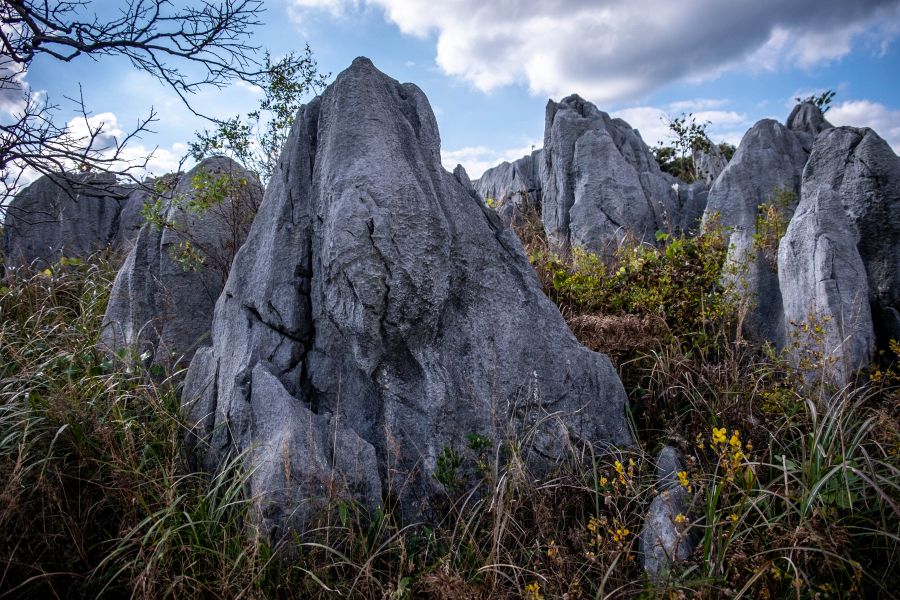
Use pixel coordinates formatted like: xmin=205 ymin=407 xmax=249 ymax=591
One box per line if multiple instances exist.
xmin=181 ymin=58 xmax=632 ymax=537
xmin=786 ymin=102 xmax=833 ymax=151
xmin=796 ymin=126 xmax=900 ymax=346
xmin=1 ymin=172 xmax=140 ymax=269
xmin=778 ymin=186 xmax=875 ymax=387
xmin=640 ymin=447 xmax=695 ymax=579
xmin=475 ymin=149 xmax=543 ymax=225
xmin=100 ymin=157 xmax=261 ymax=368
xmin=777 ymin=126 xmax=899 ymax=383
xmin=693 ymin=143 xmax=728 ymax=185
xmin=541 ymin=95 xmax=689 ymax=254
xmin=702 ymin=119 xmax=809 ymax=347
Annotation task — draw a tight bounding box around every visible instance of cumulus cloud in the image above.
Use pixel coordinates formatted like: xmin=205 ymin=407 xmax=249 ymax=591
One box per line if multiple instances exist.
xmin=63 ymin=111 xmax=188 ymax=177
xmin=441 ymin=141 xmax=540 ymax=179
xmin=290 ymin=0 xmax=900 ymax=104
xmin=828 ymin=100 xmax=900 ymax=153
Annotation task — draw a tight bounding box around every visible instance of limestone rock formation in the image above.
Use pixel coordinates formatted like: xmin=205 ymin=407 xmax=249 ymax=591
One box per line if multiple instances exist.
xmin=101 ymin=157 xmax=261 ymax=368
xmin=777 ymin=126 xmax=900 ymax=384
xmin=181 ymin=58 xmax=632 ymax=537
xmin=778 ymin=186 xmax=875 ymax=386
xmin=475 ymin=149 xmax=543 ymax=225
xmin=541 ymin=95 xmax=691 ymax=254
xmin=797 ymin=126 xmax=900 ymax=346
xmin=640 ymin=447 xmax=696 ymax=579
xmin=786 ymin=101 xmax=833 ymax=150
xmin=693 ymin=143 xmax=728 ymax=185
xmin=702 ymin=119 xmax=809 ymax=347
xmin=2 ymin=172 xmax=140 ymax=269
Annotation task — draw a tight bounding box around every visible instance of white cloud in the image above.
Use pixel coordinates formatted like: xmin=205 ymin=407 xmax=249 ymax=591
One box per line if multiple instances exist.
xmin=441 ymin=141 xmax=540 ymax=179
xmin=828 ymin=100 xmax=900 ymax=153
xmin=290 ymin=0 xmax=900 ymax=104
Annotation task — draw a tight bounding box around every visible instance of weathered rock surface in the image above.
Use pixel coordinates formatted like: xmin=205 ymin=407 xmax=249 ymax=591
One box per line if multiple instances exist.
xmin=777 ymin=126 xmax=899 ymax=383
xmin=181 ymin=58 xmax=632 ymax=537
xmin=693 ymin=143 xmax=728 ymax=185
xmin=101 ymin=157 xmax=261 ymax=368
xmin=2 ymin=172 xmax=141 ymax=269
xmin=475 ymin=149 xmax=543 ymax=225
xmin=786 ymin=101 xmax=833 ymax=151
xmin=778 ymin=186 xmax=875 ymax=386
xmin=542 ymin=95 xmax=690 ymax=254
xmin=797 ymin=126 xmax=900 ymax=347
xmin=702 ymin=119 xmax=809 ymax=347
xmin=640 ymin=447 xmax=696 ymax=579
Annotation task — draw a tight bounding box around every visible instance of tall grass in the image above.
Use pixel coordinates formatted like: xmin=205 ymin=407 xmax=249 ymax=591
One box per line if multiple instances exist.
xmin=0 ymin=236 xmax=897 ymax=598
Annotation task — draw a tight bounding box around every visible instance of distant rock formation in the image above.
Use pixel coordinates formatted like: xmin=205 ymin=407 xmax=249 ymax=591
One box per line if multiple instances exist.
xmin=1 ymin=172 xmax=145 ymax=270
xmin=101 ymin=157 xmax=262 ymax=369
xmin=181 ymin=58 xmax=632 ymax=537
xmin=702 ymin=119 xmax=810 ymax=347
xmin=542 ymin=95 xmax=701 ymax=254
xmin=786 ymin=101 xmax=833 ymax=150
xmin=693 ymin=143 xmax=728 ymax=185
xmin=475 ymin=149 xmax=543 ymax=225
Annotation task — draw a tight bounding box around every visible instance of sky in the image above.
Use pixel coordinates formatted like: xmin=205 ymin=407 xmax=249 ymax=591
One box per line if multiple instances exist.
xmin=8 ymin=0 xmax=900 ymax=181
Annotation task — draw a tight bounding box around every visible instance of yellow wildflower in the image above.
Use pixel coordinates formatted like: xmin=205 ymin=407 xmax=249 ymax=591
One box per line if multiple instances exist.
xmin=674 ymin=513 xmax=687 ymax=524
xmin=712 ymin=427 xmax=727 ymax=445
xmin=728 ymin=430 xmax=741 ymax=449
xmin=547 ymin=540 xmax=559 ymax=559
xmin=524 ymin=582 xmax=544 ymax=600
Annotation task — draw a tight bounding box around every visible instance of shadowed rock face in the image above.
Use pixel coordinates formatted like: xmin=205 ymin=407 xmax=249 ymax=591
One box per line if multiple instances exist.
xmin=475 ymin=149 xmax=543 ymax=225
xmin=2 ymin=172 xmax=142 ymax=269
xmin=181 ymin=57 xmax=632 ymax=537
xmin=702 ymin=119 xmax=810 ymax=347
xmin=100 ymin=156 xmax=262 ymax=369
xmin=541 ymin=95 xmax=696 ymax=254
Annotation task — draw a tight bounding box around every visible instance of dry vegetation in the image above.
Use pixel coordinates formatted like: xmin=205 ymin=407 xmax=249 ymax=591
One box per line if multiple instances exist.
xmin=0 ymin=211 xmax=897 ymax=598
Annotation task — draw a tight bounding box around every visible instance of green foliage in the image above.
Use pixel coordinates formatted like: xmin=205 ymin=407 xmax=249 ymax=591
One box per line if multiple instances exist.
xmin=435 ymin=446 xmax=462 ymax=490
xmin=752 ymin=186 xmax=797 ymax=271
xmin=190 ymin=46 xmax=327 ymax=182
xmin=531 ymin=220 xmax=730 ymax=347
xmin=797 ymin=89 xmax=837 ymax=113
xmin=654 ymin=112 xmax=713 ymax=182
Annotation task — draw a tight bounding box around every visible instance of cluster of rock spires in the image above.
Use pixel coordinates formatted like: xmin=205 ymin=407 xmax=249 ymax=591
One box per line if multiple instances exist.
xmin=2 ymin=56 xmax=897 ymax=576
xmin=703 ymin=103 xmax=898 ymax=388
xmin=476 ymin=95 xmax=709 ymax=254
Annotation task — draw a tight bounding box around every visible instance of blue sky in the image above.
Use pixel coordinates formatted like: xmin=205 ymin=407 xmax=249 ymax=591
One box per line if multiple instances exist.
xmin=10 ymin=0 xmax=900 ymax=180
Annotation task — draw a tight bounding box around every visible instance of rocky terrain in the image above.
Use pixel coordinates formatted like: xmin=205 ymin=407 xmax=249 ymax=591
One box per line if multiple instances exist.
xmin=1 ymin=57 xmax=897 ymax=591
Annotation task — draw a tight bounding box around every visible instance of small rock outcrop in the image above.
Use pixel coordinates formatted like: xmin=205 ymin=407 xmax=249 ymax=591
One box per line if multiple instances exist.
xmin=541 ymin=95 xmax=690 ymax=254
xmin=475 ymin=149 xmax=543 ymax=225
xmin=702 ymin=119 xmax=809 ymax=347
xmin=181 ymin=58 xmax=632 ymax=537
xmin=100 ymin=157 xmax=261 ymax=368
xmin=640 ymin=447 xmax=696 ymax=579
xmin=2 ymin=173 xmax=141 ymax=269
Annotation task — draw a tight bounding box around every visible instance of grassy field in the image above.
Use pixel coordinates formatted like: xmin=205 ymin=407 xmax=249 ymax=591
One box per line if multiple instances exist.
xmin=0 ymin=219 xmax=897 ymax=598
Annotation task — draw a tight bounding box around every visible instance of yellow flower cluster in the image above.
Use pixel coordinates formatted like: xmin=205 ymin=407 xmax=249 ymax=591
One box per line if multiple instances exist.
xmin=711 ymin=427 xmax=752 ymax=482
xmin=524 ymin=582 xmax=544 ymax=600
xmin=677 ymin=470 xmax=692 ymax=493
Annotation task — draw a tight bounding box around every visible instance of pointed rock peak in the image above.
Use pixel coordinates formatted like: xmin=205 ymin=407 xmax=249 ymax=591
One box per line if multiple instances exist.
xmin=786 ymin=101 xmax=833 ymax=136
xmin=350 ymin=55 xmax=376 ymax=68
xmin=182 ymin=58 xmax=631 ymax=537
